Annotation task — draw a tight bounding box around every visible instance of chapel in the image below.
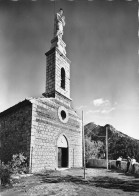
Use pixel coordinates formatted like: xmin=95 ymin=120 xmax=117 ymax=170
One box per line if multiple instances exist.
xmin=0 ymin=9 xmax=83 ymax=172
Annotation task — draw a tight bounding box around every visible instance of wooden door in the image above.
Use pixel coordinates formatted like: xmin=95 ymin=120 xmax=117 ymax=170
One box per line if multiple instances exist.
xmin=62 ymin=148 xmax=68 ymax=167
xmin=58 ymin=147 xmax=62 ymax=168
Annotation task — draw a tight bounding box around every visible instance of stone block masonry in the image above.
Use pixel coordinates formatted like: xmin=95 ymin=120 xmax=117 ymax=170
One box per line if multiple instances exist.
xmin=45 ymin=50 xmax=56 ymax=98
xmin=55 ymin=49 xmax=70 ymax=99
xmin=44 ymin=47 xmax=71 ymax=107
xmin=0 ymin=96 xmax=82 ymax=173
xmin=30 ymin=97 xmax=82 ymax=173
xmin=0 ymin=100 xmax=32 ymax=164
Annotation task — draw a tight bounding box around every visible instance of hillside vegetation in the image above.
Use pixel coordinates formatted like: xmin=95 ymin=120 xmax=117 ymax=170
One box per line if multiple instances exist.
xmin=84 ymin=122 xmax=139 ymax=163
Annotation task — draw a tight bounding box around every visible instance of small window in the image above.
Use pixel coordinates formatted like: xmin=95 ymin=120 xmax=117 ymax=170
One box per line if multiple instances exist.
xmin=61 ymin=68 xmax=65 ymax=89
xmin=61 ymin=110 xmax=66 ymax=120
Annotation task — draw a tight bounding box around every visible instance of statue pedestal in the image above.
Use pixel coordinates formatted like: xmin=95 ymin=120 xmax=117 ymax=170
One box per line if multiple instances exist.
xmin=51 ymin=36 xmax=66 ymax=56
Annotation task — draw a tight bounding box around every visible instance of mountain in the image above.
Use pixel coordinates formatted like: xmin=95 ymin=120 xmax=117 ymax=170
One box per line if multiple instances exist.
xmin=84 ymin=122 xmax=139 ymax=162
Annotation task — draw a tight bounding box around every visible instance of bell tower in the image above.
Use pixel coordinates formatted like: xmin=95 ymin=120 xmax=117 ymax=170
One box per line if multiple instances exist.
xmin=43 ymin=9 xmax=71 ymax=106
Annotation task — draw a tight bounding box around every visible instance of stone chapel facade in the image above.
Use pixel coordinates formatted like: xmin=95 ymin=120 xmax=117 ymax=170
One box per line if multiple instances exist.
xmin=0 ymin=13 xmax=83 ymax=172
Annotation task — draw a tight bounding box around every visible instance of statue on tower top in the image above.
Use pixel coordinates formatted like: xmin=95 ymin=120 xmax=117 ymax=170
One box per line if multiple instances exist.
xmin=54 ymin=8 xmax=65 ymax=39
xmin=51 ymin=8 xmax=66 ymax=55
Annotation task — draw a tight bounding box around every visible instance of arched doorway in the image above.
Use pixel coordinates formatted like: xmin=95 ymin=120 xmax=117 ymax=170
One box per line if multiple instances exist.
xmin=57 ymin=135 xmax=68 ymax=168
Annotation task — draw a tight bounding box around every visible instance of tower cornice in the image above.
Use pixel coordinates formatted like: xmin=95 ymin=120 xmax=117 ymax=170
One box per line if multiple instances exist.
xmin=45 ymin=47 xmax=71 ymax=65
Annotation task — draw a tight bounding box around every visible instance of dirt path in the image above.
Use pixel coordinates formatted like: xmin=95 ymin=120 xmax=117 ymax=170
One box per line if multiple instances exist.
xmin=1 ymin=168 xmax=139 ymax=196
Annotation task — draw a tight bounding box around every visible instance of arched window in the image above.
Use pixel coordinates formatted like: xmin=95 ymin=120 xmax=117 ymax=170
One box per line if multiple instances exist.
xmin=61 ymin=68 xmax=65 ymax=89
xmin=57 ymin=135 xmax=68 ymax=148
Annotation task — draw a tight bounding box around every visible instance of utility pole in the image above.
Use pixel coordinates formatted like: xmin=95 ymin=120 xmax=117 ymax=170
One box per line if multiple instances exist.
xmin=54 ymin=0 xmax=56 ymax=16
xmin=82 ymin=111 xmax=86 ymax=179
xmin=106 ymin=126 xmax=108 ymax=170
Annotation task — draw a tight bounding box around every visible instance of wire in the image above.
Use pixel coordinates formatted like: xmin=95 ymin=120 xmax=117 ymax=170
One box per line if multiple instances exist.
xmin=85 ymin=126 xmax=106 ymax=138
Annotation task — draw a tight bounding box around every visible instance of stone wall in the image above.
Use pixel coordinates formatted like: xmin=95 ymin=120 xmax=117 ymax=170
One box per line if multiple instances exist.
xmin=88 ymin=159 xmax=139 ymax=176
xmin=44 ymin=48 xmax=71 ymax=107
xmin=45 ymin=49 xmax=55 ymax=98
xmin=30 ymin=97 xmax=82 ymax=173
xmin=0 ymin=100 xmax=32 ymax=164
xmin=110 ymin=160 xmax=139 ymax=176
xmin=55 ymin=49 xmax=71 ymax=99
xmin=87 ymin=159 xmax=107 ymax=168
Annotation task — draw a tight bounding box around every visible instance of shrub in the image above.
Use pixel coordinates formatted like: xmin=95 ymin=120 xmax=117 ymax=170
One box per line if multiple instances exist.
xmin=0 ymin=162 xmax=12 ymax=185
xmin=0 ymin=153 xmax=28 ymax=186
xmin=11 ymin=153 xmax=28 ymax=174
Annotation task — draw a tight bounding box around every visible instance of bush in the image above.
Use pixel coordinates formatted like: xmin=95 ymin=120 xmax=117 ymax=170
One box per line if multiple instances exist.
xmin=0 ymin=162 xmax=12 ymax=185
xmin=0 ymin=153 xmax=28 ymax=185
xmin=11 ymin=153 xmax=28 ymax=174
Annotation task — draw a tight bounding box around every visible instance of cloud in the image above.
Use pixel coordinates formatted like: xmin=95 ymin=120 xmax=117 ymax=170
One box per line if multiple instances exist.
xmin=86 ymin=107 xmax=115 ymax=115
xmin=86 ymin=109 xmax=100 ymax=114
xmin=76 ymin=105 xmax=87 ymax=110
xmin=101 ymin=107 xmax=115 ymax=114
xmin=86 ymin=99 xmax=116 ymax=115
xmin=92 ymin=98 xmax=110 ymax=107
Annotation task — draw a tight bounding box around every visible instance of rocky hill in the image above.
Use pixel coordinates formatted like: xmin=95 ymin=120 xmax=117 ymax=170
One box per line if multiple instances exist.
xmin=84 ymin=122 xmax=139 ymax=162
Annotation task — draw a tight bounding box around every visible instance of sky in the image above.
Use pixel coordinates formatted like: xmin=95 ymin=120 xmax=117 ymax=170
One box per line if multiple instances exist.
xmin=0 ymin=0 xmax=139 ymax=139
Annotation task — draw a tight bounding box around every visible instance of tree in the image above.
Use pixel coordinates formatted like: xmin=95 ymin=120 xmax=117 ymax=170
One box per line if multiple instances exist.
xmin=85 ymin=138 xmax=104 ymax=163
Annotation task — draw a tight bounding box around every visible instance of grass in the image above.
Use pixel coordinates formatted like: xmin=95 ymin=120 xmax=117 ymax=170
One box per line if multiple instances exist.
xmin=0 ymin=168 xmax=139 ymax=196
